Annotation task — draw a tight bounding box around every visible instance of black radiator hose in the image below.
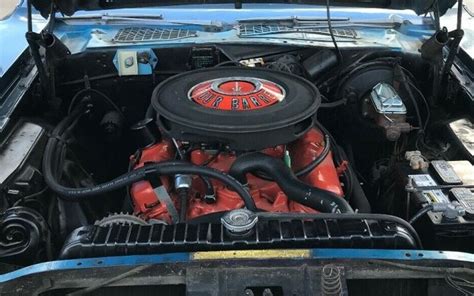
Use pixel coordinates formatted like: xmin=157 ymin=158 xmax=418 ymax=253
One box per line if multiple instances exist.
xmin=229 ymin=153 xmax=354 ymax=213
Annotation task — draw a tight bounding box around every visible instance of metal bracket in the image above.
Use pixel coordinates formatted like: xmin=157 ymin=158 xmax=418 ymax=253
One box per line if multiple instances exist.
xmin=112 ymin=49 xmax=158 ymax=76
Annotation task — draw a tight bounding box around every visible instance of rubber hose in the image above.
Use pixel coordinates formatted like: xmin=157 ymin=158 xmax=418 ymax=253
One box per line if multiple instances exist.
xmin=43 ymin=111 xmax=255 ymax=210
xmin=337 ymin=146 xmax=371 ymax=213
xmin=229 ymin=152 xmax=353 ymax=213
xmin=44 ymin=157 xmax=256 ymax=210
xmin=347 ymin=166 xmax=371 ymax=213
xmin=45 ymin=107 xmax=86 ymax=181
xmin=320 ymin=99 xmax=347 ymax=108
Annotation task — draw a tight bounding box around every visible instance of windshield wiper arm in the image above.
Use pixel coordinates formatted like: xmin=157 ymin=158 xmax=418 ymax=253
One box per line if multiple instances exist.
xmin=57 ymin=13 xmax=224 ymax=29
xmin=57 ymin=13 xmax=164 ymax=21
xmin=238 ymin=16 xmax=398 ymax=28
xmin=238 ymin=16 xmax=350 ymax=23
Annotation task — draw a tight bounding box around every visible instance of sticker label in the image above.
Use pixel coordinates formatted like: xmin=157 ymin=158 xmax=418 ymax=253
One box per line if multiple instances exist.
xmin=193 ymin=249 xmax=310 ymax=260
xmin=431 ymin=160 xmax=462 ymax=184
xmin=409 ymin=174 xmax=449 ymax=203
xmin=409 ymin=174 xmax=436 ymax=187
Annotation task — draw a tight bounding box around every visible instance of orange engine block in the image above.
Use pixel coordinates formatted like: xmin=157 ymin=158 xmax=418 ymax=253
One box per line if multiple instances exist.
xmin=130 ymin=128 xmax=343 ymax=223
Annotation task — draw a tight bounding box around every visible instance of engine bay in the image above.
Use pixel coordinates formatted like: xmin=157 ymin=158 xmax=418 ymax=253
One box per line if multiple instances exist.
xmin=1 ymin=44 xmax=474 ymax=265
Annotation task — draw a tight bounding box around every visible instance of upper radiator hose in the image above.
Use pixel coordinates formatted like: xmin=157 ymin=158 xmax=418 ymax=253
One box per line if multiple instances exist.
xmin=229 ymin=153 xmax=353 ymax=213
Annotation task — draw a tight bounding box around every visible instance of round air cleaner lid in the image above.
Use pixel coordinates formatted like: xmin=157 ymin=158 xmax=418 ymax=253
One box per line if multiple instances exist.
xmin=152 ymin=67 xmax=320 ymax=150
xmin=188 ymin=77 xmax=285 ymax=111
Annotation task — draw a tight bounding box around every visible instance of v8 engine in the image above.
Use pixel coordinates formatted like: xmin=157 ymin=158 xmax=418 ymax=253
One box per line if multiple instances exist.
xmin=130 ymin=67 xmax=347 ymax=223
xmin=9 ymin=44 xmax=466 ymax=264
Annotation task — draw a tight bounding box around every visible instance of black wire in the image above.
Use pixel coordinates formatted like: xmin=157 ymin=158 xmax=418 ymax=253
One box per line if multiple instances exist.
xmin=315 ymin=120 xmax=340 ymax=161
xmin=409 ymin=204 xmax=434 ymax=224
xmin=67 ymin=88 xmax=123 ymax=115
xmin=326 ymin=0 xmax=343 ymax=64
xmin=124 ymin=150 xmax=141 ymax=212
xmin=200 ymin=150 xmax=221 ymax=166
xmin=398 ymin=65 xmax=424 ymax=132
xmin=342 ymin=163 xmax=354 ymax=200
xmin=61 ymin=73 xmax=125 ymax=86
xmin=12 ymin=187 xmax=48 ymax=207
xmin=251 ymin=124 xmax=331 ymax=181
xmin=399 ymin=65 xmax=419 ymax=87
xmin=295 ymin=135 xmax=331 ymax=177
xmin=407 ymin=80 xmax=431 ymax=131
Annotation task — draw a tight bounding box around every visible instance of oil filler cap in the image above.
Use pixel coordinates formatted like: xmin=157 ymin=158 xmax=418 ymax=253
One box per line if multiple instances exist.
xmin=221 ymin=209 xmax=258 ymax=235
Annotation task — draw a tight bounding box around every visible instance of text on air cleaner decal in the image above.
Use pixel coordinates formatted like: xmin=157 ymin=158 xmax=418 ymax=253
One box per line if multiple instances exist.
xmin=188 ymin=77 xmax=286 ymax=111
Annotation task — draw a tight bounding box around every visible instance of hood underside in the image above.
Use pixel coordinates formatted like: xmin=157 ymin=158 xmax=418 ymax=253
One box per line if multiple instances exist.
xmin=33 ymin=0 xmax=457 ymax=18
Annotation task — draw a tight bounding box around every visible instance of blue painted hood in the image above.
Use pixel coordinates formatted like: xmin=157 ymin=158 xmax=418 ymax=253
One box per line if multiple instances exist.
xmin=32 ymin=0 xmax=457 ymax=18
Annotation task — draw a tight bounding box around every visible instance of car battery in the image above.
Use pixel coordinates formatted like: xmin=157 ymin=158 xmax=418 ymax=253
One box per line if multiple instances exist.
xmin=399 ymin=160 xmax=474 ymax=251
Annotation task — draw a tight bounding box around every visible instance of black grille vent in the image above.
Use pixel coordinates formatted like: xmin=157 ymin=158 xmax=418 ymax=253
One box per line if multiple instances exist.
xmin=60 ymin=216 xmax=418 ymax=259
xmin=113 ymin=27 xmax=197 ymax=43
xmin=238 ymin=24 xmax=358 ymax=38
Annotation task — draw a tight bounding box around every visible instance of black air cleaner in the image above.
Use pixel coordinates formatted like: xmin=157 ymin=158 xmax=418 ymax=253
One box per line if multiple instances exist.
xmin=151 ymin=67 xmax=320 ymax=150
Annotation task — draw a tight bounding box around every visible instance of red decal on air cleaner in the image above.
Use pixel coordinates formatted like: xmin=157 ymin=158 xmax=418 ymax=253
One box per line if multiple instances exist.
xmin=188 ymin=77 xmax=285 ymax=111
